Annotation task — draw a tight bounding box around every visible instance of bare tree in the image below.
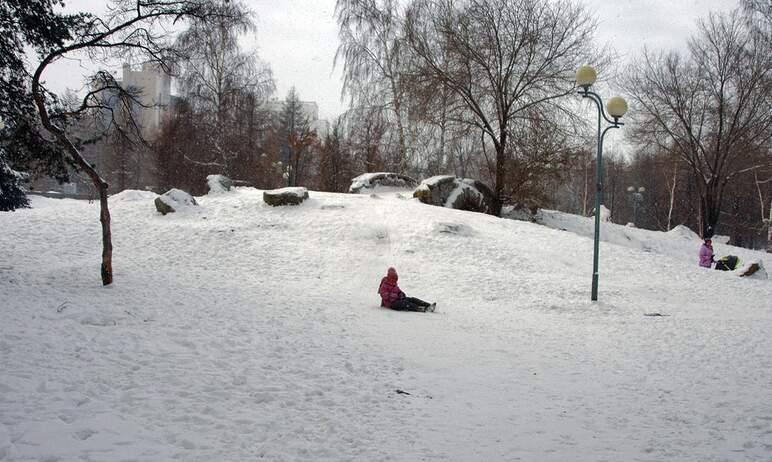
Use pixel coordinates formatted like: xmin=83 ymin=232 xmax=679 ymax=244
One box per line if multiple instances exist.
xmin=270 ymin=87 xmax=317 ymax=187
xmin=626 ymin=10 xmax=772 ymax=237
xmin=342 ymin=105 xmax=388 ymax=173
xmin=405 ymin=0 xmax=598 ymax=214
xmin=317 ymin=118 xmax=355 ymax=192
xmin=175 ymin=1 xmax=274 ymax=174
xmin=30 ymin=0 xmax=246 ymax=285
xmin=335 ymin=0 xmax=413 ymax=173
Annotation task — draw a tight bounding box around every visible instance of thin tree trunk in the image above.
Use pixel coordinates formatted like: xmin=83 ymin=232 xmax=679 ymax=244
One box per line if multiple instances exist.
xmin=32 ymin=69 xmax=114 ymax=285
xmin=99 ymin=185 xmax=113 ymax=284
xmin=394 ymin=99 xmax=407 ymax=174
xmin=768 ymin=201 xmax=771 ymax=253
xmin=700 ymin=182 xmax=721 ymax=238
xmin=493 ymin=136 xmax=505 ymax=217
xmin=667 ymin=163 xmax=677 ymax=231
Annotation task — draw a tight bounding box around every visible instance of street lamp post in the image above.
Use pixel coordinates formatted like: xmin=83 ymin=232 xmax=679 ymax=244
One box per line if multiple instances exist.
xmin=576 ymin=66 xmax=628 ymax=301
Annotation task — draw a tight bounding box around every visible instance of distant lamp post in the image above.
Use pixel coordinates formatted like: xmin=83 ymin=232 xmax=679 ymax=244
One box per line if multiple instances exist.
xmin=576 ymin=65 xmax=628 ymax=301
xmin=626 ymin=186 xmax=646 ymax=226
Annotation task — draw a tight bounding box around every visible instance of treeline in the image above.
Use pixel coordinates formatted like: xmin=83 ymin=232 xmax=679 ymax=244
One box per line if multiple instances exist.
xmin=4 ymin=0 xmax=769 ymax=249
xmin=103 ymin=0 xmax=771 ymax=248
xmin=322 ymin=0 xmax=771 ymax=246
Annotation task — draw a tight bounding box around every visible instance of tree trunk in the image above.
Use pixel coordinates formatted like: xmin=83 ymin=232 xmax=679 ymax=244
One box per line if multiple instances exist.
xmin=98 ymin=183 xmax=113 ymax=285
xmin=768 ymin=200 xmax=771 ymax=253
xmin=667 ymin=163 xmax=677 ymax=231
xmin=394 ymin=99 xmax=407 ymax=174
xmin=493 ymin=132 xmax=506 ymax=217
xmin=32 ymin=68 xmax=114 ymax=286
xmin=700 ymin=184 xmax=721 ymax=238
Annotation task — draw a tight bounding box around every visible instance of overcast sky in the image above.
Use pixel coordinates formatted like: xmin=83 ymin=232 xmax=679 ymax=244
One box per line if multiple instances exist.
xmin=47 ymin=0 xmax=740 ymax=121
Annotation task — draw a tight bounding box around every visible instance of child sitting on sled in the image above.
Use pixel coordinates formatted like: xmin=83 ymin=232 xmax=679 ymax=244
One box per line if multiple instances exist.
xmin=378 ymin=267 xmax=436 ymax=312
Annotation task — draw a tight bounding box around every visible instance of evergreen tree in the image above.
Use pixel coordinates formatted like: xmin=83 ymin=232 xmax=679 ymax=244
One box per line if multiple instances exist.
xmin=0 ymin=0 xmax=80 ymax=209
xmin=277 ymin=87 xmax=316 ymax=187
xmin=0 ymin=147 xmax=28 ymax=211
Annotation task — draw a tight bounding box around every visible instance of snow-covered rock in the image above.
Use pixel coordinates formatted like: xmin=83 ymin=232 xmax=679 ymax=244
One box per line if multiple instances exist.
xmin=154 ymin=189 xmax=198 ymax=215
xmin=501 ymin=205 xmax=538 ymax=223
xmin=206 ymin=175 xmax=233 ymax=194
xmin=263 ymin=187 xmax=309 ymax=206
xmin=413 ymin=176 xmax=496 ymax=215
xmin=348 ymin=172 xmax=418 ymax=194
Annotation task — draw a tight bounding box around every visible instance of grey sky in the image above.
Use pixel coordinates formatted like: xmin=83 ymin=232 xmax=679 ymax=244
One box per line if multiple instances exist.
xmin=47 ymin=0 xmax=740 ymax=121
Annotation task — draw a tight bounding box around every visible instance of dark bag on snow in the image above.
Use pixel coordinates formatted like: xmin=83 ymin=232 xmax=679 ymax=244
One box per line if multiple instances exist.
xmin=715 ymin=255 xmax=739 ymax=271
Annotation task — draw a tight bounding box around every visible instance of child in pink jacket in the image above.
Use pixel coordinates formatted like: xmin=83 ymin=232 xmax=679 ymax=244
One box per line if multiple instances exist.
xmin=378 ymin=267 xmax=436 ymax=312
xmin=699 ymin=238 xmax=714 ymax=268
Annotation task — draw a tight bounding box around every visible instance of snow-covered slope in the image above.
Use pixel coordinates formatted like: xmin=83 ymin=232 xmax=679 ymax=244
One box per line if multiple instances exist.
xmin=1 ymin=188 xmax=771 ymax=461
xmin=538 ymin=208 xmax=770 ymax=270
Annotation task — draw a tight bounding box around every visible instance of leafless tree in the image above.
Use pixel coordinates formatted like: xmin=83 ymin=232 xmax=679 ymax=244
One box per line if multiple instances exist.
xmin=317 ymin=118 xmax=355 ymax=192
xmin=30 ymin=0 xmax=247 ymax=285
xmin=335 ymin=0 xmax=413 ymax=173
xmin=625 ymin=10 xmax=772 ymax=237
xmin=404 ymin=0 xmax=599 ymax=214
xmin=175 ymin=1 xmax=274 ymax=173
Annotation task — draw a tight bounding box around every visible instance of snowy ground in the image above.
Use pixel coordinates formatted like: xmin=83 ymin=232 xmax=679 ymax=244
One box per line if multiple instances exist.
xmin=1 ymin=188 xmax=771 ymax=462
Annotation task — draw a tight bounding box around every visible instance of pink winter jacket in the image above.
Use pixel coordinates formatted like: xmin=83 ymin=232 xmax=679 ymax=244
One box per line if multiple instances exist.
xmin=699 ymin=243 xmax=714 ymax=268
xmin=378 ymin=277 xmax=402 ymax=308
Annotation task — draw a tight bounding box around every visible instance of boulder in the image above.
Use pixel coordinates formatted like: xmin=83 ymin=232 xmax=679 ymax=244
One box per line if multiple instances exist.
xmin=349 ymin=172 xmax=418 ymax=194
xmin=206 ymin=174 xmax=233 ymax=194
xmin=154 ymin=189 xmax=197 ymax=215
xmin=501 ymin=200 xmax=541 ymax=222
xmin=413 ymin=176 xmax=497 ymax=215
xmin=263 ymin=187 xmax=309 ymax=206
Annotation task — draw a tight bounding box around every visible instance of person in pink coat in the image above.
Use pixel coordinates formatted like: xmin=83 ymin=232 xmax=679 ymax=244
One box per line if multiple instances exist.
xmin=378 ymin=267 xmax=436 ymax=312
xmin=699 ymin=238 xmax=714 ymax=268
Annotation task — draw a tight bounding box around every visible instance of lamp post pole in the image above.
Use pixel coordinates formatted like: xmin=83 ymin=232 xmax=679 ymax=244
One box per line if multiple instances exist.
xmin=576 ymin=66 xmax=627 ymax=302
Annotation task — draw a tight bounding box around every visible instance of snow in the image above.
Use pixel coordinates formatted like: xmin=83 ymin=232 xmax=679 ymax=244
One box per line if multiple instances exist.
xmin=110 ymin=190 xmax=157 ymax=202
xmin=537 ymin=208 xmax=770 ymax=272
xmin=2 ymin=189 xmax=772 ymax=461
xmin=597 ymin=204 xmax=611 ymax=222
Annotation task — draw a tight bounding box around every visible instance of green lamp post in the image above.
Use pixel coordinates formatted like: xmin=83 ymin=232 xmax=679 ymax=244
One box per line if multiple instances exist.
xmin=576 ymin=65 xmax=628 ymax=301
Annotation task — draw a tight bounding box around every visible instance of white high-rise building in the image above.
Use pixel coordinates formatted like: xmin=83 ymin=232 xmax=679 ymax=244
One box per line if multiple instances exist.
xmin=118 ymin=62 xmax=172 ymax=139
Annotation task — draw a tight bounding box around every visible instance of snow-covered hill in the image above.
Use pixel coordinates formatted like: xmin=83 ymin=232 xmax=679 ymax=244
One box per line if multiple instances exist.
xmin=1 ymin=188 xmax=771 ymax=461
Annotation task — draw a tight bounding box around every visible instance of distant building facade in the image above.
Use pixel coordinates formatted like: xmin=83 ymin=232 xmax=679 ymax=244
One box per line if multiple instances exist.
xmin=31 ymin=62 xmax=171 ymax=196
xmin=119 ymin=62 xmax=172 ymax=139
